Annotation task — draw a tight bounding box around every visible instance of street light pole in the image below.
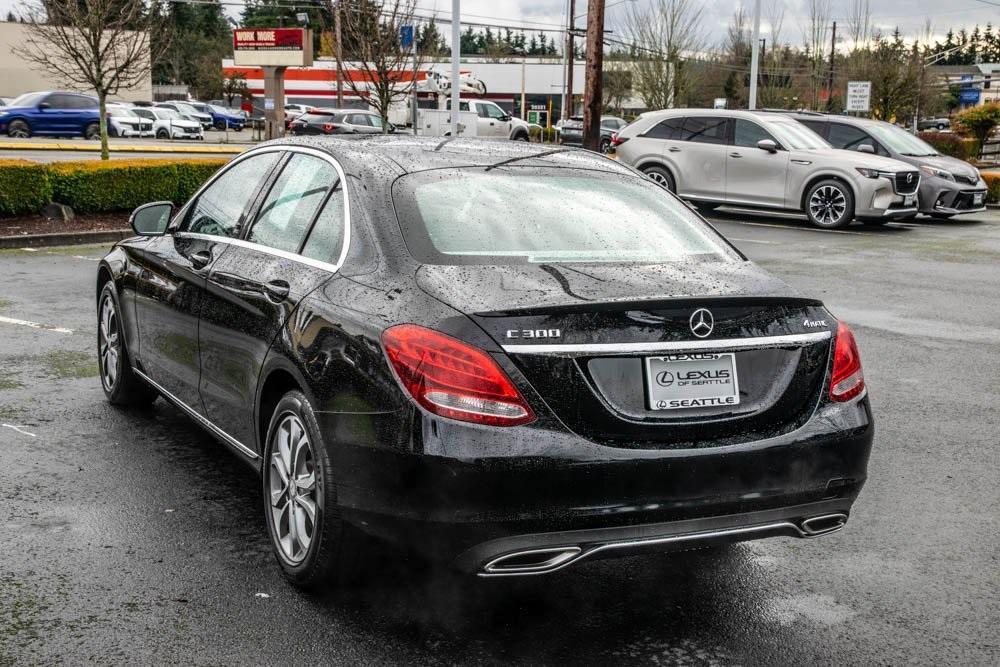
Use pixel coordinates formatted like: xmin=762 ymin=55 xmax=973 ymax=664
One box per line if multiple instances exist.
xmin=566 ymin=0 xmax=576 ymax=119
xmin=748 ymin=0 xmax=761 ymax=110
xmin=582 ymin=0 xmax=605 ymax=151
xmin=335 ymin=0 xmax=343 ymax=107
xmin=451 ymin=0 xmax=460 ymax=136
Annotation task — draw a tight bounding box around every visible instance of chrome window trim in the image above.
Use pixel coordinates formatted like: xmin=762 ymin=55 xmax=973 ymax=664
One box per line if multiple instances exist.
xmin=171 ymin=144 xmax=351 ymax=272
xmin=502 ymin=331 xmax=831 ymax=356
xmin=133 ymin=367 xmax=259 ymax=460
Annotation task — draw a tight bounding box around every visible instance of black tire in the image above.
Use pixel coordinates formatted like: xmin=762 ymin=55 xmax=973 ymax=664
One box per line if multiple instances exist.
xmin=936 ymin=123 xmax=946 ymax=130
xmin=262 ymin=390 xmax=362 ymax=591
xmin=643 ymin=165 xmax=676 ymax=192
xmin=930 ymin=212 xmax=955 ymax=220
xmin=804 ymin=179 xmax=855 ymax=229
xmin=156 ymin=128 xmax=169 ymax=139
xmin=98 ymin=283 xmax=158 ymax=407
xmin=7 ymin=119 xmax=31 ymax=138
xmin=599 ymin=137 xmax=611 ymax=154
xmin=84 ymin=122 xmax=100 ymax=140
xmin=213 ymin=120 xmax=226 ymax=131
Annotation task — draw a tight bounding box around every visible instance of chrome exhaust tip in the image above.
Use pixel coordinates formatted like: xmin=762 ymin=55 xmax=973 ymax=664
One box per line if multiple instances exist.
xmin=801 ymin=513 xmax=848 ymax=537
xmin=482 ymin=547 xmax=582 ymax=575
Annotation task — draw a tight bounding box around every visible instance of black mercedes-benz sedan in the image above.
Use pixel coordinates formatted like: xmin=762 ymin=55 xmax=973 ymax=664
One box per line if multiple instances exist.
xmin=96 ymin=137 xmax=873 ymax=589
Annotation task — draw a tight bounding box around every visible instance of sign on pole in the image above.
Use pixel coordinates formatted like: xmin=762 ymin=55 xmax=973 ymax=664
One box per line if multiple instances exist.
xmin=846 ymin=81 xmax=871 ymax=113
xmin=399 ymin=25 xmax=414 ymax=50
xmin=233 ymin=28 xmax=313 ymax=66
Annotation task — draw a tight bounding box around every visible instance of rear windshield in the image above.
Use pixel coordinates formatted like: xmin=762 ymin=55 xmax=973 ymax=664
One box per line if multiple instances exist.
xmin=392 ymin=168 xmax=738 ymax=265
xmin=299 ymin=112 xmax=340 ymax=123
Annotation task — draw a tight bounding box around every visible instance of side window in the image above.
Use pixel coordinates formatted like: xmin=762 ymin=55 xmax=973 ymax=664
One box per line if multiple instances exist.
xmin=484 ymin=104 xmax=506 ymax=119
xmin=798 ymin=120 xmax=827 ymax=138
xmin=827 ymin=123 xmax=872 ymax=151
xmin=46 ymin=94 xmax=74 ymax=109
xmin=248 ymin=154 xmax=338 ymax=253
xmin=644 ymin=117 xmax=684 ymax=140
xmin=681 ymin=117 xmax=729 ymax=145
xmin=76 ymin=96 xmax=98 ymax=109
xmin=733 ymin=119 xmax=778 ymax=148
xmin=368 ymin=114 xmax=384 ymax=130
xmin=301 ymin=186 xmax=346 ymax=263
xmin=185 ymin=152 xmax=280 ymax=238
xmin=476 ymin=104 xmax=490 ymax=118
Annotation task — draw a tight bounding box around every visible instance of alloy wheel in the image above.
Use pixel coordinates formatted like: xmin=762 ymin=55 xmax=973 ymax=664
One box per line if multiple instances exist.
xmin=646 ymin=171 xmax=669 ymax=188
xmin=98 ymin=296 xmax=120 ymax=391
xmin=268 ymin=414 xmax=319 ymax=564
xmin=809 ymin=185 xmax=848 ymax=226
xmin=8 ymin=122 xmax=29 ymax=138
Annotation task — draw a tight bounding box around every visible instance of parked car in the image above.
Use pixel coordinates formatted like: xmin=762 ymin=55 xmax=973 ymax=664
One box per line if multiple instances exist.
xmin=917 ymin=117 xmax=950 ymax=131
xmin=105 ymin=104 xmax=154 ymax=138
xmin=97 ymin=137 xmax=872 ymax=589
xmin=288 ymin=109 xmax=392 ymax=135
xmin=285 ymin=103 xmax=315 ymax=116
xmin=787 ymin=113 xmax=988 ymax=219
xmin=613 ymin=108 xmax=921 ymax=228
xmin=0 ymin=91 xmax=101 ymax=139
xmin=189 ymin=101 xmax=245 ymax=131
xmin=558 ymin=115 xmax=628 ymax=153
xmin=442 ymin=99 xmax=531 ymax=140
xmin=132 ymin=107 xmax=204 ymax=140
xmin=154 ymin=102 xmax=213 ymax=130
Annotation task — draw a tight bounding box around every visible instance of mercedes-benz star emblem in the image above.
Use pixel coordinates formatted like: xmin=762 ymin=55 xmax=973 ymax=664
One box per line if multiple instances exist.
xmin=689 ymin=308 xmax=714 ymax=338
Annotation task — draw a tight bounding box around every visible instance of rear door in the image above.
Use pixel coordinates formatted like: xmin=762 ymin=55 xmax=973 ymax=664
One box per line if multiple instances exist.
xmin=674 ymin=116 xmax=730 ymax=199
xmin=199 ymin=150 xmax=347 ymax=450
xmin=726 ymin=119 xmax=789 ymax=207
xmin=131 ymin=151 xmax=282 ymax=415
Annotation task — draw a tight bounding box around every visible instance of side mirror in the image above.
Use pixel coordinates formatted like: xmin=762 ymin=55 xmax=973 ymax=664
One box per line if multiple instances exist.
xmin=500 ymin=114 xmax=512 ymax=122
xmin=857 ymin=144 xmax=876 ymax=154
xmin=757 ymin=139 xmax=778 ymax=153
xmin=37 ymin=102 xmax=50 ymax=110
xmin=130 ymin=201 xmax=174 ymax=236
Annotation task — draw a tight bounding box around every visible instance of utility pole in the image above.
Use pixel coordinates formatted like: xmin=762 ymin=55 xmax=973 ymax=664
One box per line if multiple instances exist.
xmin=826 ymin=21 xmax=837 ymax=111
xmin=566 ymin=0 xmax=576 ymax=119
xmin=748 ymin=0 xmax=761 ymax=109
xmin=335 ymin=0 xmax=343 ymax=107
xmin=582 ymin=0 xmax=604 ymax=151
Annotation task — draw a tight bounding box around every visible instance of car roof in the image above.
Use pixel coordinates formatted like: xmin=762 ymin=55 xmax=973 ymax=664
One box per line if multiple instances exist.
xmin=262 ymin=135 xmax=635 ymax=176
xmin=780 ymin=111 xmax=885 ymax=129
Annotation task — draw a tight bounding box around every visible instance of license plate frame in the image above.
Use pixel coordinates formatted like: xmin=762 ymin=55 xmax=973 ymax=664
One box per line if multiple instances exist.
xmin=645 ymin=353 xmax=740 ymax=411
xmin=973 ymin=192 xmax=984 ymax=206
xmin=904 ymin=194 xmax=916 ymax=207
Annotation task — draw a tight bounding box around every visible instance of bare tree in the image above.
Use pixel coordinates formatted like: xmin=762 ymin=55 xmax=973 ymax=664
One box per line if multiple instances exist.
xmin=802 ymin=0 xmax=832 ymax=108
xmin=339 ymin=0 xmax=423 ymax=131
xmin=847 ymin=0 xmax=872 ymax=49
xmin=15 ymin=0 xmax=166 ymax=159
xmin=622 ymin=0 xmax=706 ymax=111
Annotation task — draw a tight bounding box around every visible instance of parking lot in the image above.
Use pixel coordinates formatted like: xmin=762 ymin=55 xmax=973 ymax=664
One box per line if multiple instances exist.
xmin=1 ymin=211 xmax=998 ymax=665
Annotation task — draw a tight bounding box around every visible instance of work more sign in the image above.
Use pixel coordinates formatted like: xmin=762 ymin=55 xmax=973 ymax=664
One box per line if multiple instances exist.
xmin=233 ymin=28 xmax=313 ymax=67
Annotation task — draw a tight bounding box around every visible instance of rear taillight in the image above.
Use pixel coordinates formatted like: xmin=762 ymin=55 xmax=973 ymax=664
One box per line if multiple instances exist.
xmin=322 ymin=123 xmax=339 ymax=133
xmin=610 ymin=133 xmax=629 ymax=147
xmin=830 ymin=322 xmax=865 ymax=402
xmin=382 ymin=324 xmax=535 ymax=427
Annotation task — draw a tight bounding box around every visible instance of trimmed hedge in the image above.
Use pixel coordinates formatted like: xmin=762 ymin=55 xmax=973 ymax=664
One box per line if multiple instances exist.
xmin=0 ymin=157 xmax=229 ymax=217
xmin=983 ymin=173 xmax=1000 ymax=204
xmin=917 ymin=131 xmax=977 ymax=161
xmin=0 ymin=159 xmax=54 ymax=216
xmin=48 ymin=159 xmax=229 ymax=214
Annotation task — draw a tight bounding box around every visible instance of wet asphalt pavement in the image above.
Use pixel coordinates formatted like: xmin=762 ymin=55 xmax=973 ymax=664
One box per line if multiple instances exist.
xmin=1 ymin=211 xmax=998 ymax=665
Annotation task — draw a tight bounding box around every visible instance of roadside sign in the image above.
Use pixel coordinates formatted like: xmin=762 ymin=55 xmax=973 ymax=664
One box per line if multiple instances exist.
xmin=233 ymin=28 xmax=313 ymax=66
xmin=959 ymin=88 xmax=981 ymax=105
xmin=400 ymin=25 xmax=414 ymax=50
xmin=713 ymin=98 xmax=727 ymax=109
xmin=846 ymin=81 xmax=871 ymax=112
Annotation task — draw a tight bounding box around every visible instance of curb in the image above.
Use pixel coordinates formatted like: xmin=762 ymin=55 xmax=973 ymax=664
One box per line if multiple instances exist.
xmin=0 ymin=229 xmax=131 ymax=249
xmin=0 ymin=141 xmax=246 ymax=154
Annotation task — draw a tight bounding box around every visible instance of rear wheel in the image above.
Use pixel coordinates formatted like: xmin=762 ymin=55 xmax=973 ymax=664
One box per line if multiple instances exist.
xmin=213 ymin=119 xmax=226 ymax=131
xmin=7 ymin=119 xmax=30 ymax=138
xmin=805 ymin=179 xmax=854 ymax=229
xmin=98 ymin=283 xmax=158 ymax=406
xmin=156 ymin=128 xmax=169 ymax=139
xmin=263 ymin=390 xmax=362 ymax=591
xmin=599 ymin=137 xmax=611 ymax=154
xmin=643 ymin=165 xmax=676 ymax=192
xmin=84 ymin=122 xmax=100 ymax=140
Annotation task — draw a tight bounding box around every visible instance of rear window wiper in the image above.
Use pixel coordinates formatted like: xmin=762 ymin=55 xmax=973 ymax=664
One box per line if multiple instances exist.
xmin=484 ymin=148 xmax=573 ymax=171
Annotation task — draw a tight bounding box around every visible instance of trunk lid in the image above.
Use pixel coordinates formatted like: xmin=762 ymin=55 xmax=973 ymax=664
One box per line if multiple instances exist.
xmin=417 ymin=262 xmax=834 ymax=447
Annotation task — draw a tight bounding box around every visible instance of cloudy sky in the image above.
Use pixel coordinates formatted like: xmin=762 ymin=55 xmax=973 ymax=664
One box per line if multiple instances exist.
xmin=2 ymin=0 xmax=998 ymax=49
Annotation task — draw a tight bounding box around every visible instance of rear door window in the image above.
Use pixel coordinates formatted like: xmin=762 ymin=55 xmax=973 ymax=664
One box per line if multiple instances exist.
xmin=827 ymin=123 xmax=874 ymax=151
xmin=681 ymin=117 xmax=730 ymax=145
xmin=643 ymin=117 xmax=685 ymax=140
xmin=247 ymin=153 xmax=338 ymax=254
xmin=301 ymin=186 xmax=346 ymax=263
xmin=798 ymin=120 xmax=828 ymax=138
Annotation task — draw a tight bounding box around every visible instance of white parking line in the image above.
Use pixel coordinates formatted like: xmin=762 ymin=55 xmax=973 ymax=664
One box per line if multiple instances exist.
xmin=0 ymin=315 xmax=74 ymax=334
xmin=2 ymin=424 xmax=37 ymax=438
xmin=728 ymin=237 xmax=778 ymax=244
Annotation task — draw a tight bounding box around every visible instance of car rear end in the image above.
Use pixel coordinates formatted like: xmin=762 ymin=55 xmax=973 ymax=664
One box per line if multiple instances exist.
xmin=353 ymin=160 xmax=874 ymax=575
xmin=558 ymin=117 xmax=584 ymax=145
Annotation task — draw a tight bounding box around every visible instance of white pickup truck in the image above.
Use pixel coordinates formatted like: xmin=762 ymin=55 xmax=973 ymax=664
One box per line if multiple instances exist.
xmin=415 ymin=99 xmax=531 ymax=140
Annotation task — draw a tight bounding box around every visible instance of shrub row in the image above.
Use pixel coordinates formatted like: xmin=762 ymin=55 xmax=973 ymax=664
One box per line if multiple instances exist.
xmin=0 ymin=159 xmax=54 ymax=216
xmin=917 ymin=132 xmax=978 ymax=161
xmin=0 ymin=158 xmax=229 ymax=217
xmin=983 ymin=173 xmax=1000 ymax=204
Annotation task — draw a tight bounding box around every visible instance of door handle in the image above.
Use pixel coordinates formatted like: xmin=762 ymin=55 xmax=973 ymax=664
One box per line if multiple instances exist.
xmin=263 ymin=280 xmax=290 ymax=302
xmin=190 ymin=250 xmax=212 ymax=270
xmin=729 ymin=152 xmax=743 ymax=158
xmin=668 ymin=147 xmax=682 ymax=152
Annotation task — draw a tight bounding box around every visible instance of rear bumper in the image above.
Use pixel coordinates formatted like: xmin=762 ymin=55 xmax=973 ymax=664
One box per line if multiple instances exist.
xmin=325 ymin=396 xmax=874 ymax=573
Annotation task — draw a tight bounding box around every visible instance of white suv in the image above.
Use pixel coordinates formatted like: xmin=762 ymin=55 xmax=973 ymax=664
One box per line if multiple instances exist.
xmin=613 ymin=109 xmax=921 ymax=228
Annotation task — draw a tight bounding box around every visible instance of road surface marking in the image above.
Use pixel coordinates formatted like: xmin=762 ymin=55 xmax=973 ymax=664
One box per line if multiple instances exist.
xmin=2 ymin=424 xmax=37 ymax=438
xmin=728 ymin=237 xmax=778 ymax=244
xmin=0 ymin=315 xmax=74 ymax=334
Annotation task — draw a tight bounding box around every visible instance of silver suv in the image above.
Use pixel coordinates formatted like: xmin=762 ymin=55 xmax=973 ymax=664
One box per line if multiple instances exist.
xmin=613 ymin=109 xmax=921 ymax=228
